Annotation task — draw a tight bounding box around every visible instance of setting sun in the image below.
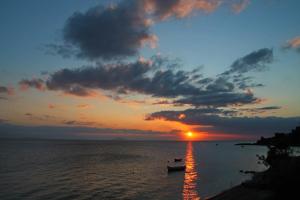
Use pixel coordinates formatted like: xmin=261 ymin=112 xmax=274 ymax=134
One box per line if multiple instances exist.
xmin=186 ymin=131 xmax=193 ymax=138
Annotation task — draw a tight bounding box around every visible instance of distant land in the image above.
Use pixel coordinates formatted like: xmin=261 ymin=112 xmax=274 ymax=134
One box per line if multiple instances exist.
xmin=236 ymin=126 xmax=300 ymax=147
xmin=213 ymin=126 xmax=300 ymax=200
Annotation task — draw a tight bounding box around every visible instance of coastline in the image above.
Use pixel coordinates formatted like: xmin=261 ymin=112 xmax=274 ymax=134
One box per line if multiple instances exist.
xmin=206 ymin=155 xmax=300 ymax=200
xmin=206 ymin=184 xmax=274 ymax=200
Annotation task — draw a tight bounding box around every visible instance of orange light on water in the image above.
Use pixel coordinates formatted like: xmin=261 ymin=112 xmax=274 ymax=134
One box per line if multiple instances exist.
xmin=183 ymin=142 xmax=200 ymax=200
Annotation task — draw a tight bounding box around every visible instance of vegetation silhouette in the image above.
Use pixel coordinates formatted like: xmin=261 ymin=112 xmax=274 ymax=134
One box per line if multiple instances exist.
xmin=210 ymin=126 xmax=300 ymax=200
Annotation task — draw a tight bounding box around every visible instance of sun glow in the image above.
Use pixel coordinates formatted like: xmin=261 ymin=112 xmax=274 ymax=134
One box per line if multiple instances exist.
xmin=186 ymin=131 xmax=193 ymax=138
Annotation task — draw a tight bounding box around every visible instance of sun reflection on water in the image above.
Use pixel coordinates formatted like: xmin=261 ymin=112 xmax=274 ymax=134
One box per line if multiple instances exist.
xmin=183 ymin=142 xmax=200 ymax=200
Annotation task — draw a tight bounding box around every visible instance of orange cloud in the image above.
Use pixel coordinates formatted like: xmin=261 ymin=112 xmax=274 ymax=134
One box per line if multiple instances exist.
xmin=0 ymin=86 xmax=14 ymax=96
xmin=77 ymin=104 xmax=91 ymax=109
xmin=285 ymin=36 xmax=300 ymax=49
xmin=48 ymin=104 xmax=56 ymax=109
xmin=231 ymin=0 xmax=250 ymax=14
xmin=19 ymin=78 xmax=45 ymax=91
xmin=140 ymin=34 xmax=158 ymax=49
xmin=178 ymin=113 xmax=186 ymax=119
xmin=144 ymin=0 xmax=221 ymax=20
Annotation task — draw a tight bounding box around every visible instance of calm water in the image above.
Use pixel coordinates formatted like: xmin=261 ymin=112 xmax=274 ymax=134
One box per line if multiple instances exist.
xmin=0 ymin=140 xmax=267 ymax=200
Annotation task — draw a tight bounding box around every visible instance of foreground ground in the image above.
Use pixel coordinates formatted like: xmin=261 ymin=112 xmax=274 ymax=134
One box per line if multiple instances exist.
xmin=207 ymin=184 xmax=274 ymax=200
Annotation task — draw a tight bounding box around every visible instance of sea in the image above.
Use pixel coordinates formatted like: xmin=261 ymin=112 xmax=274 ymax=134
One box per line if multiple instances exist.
xmin=0 ymin=139 xmax=267 ymax=200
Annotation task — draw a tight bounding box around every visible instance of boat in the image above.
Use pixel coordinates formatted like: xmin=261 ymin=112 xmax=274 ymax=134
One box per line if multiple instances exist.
xmin=167 ymin=165 xmax=186 ymax=172
xmin=174 ymin=158 xmax=183 ymax=162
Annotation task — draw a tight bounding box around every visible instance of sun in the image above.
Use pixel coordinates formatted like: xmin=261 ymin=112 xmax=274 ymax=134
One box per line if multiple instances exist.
xmin=186 ymin=131 xmax=193 ymax=138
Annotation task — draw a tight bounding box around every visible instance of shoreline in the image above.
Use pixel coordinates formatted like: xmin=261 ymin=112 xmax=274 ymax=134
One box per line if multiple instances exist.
xmin=206 ymin=184 xmax=274 ymax=200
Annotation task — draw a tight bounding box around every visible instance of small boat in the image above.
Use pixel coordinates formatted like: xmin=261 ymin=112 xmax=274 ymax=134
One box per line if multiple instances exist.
xmin=174 ymin=158 xmax=183 ymax=162
xmin=167 ymin=165 xmax=186 ymax=172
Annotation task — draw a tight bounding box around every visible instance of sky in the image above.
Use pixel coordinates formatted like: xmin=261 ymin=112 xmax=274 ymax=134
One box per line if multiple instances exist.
xmin=0 ymin=0 xmax=300 ymax=141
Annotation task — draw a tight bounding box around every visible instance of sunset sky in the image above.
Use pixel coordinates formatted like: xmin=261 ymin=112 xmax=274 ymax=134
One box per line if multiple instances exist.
xmin=0 ymin=0 xmax=300 ymax=140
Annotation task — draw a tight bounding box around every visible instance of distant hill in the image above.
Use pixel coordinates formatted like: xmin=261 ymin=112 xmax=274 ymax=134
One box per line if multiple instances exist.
xmin=256 ymin=126 xmax=300 ymax=147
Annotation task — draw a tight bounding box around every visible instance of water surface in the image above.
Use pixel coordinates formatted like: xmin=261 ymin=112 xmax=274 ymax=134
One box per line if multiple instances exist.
xmin=0 ymin=140 xmax=267 ymax=199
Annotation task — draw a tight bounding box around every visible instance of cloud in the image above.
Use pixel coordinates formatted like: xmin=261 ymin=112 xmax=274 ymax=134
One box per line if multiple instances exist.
xmin=22 ymin=48 xmax=274 ymax=108
xmin=232 ymin=75 xmax=264 ymax=89
xmin=152 ymin=100 xmax=173 ymax=105
xmin=24 ymin=113 xmax=56 ymax=121
xmin=231 ymin=0 xmax=250 ymax=14
xmin=44 ymin=43 xmax=76 ymax=59
xmin=174 ymin=89 xmax=259 ymax=107
xmin=49 ymin=0 xmax=254 ymax=60
xmin=45 ymin=56 xmax=202 ymax=98
xmin=19 ymin=77 xmax=96 ymax=97
xmin=0 ymin=86 xmax=9 ymax=94
xmin=206 ymin=77 xmax=234 ymax=92
xmin=257 ymin=106 xmax=281 ymax=110
xmin=0 ymin=123 xmax=178 ymax=140
xmin=0 ymin=118 xmax=9 ymax=124
xmin=143 ymin=0 xmax=221 ymax=20
xmin=237 ymin=106 xmax=281 ymax=115
xmin=48 ymin=104 xmax=56 ymax=109
xmin=76 ymin=104 xmax=90 ymax=109
xmin=146 ymin=108 xmax=300 ymax=136
xmin=19 ymin=78 xmax=45 ymax=91
xmin=283 ymin=36 xmax=300 ymax=52
xmin=0 ymin=85 xmax=14 ymax=96
xmin=52 ymin=1 xmax=157 ymax=60
xmin=62 ymin=85 xmax=96 ymax=97
xmin=62 ymin=120 xmax=100 ymax=126
xmin=44 ymin=53 xmax=266 ymax=107
xmin=222 ymin=48 xmax=273 ymax=75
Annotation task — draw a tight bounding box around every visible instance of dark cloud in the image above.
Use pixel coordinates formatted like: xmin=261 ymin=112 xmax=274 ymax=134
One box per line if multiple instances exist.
xmin=44 ymin=44 xmax=76 ymax=59
xmin=62 ymin=120 xmax=100 ymax=126
xmin=23 ymin=48 xmax=274 ymax=108
xmin=0 ymin=118 xmax=9 ymax=124
xmin=257 ymin=106 xmax=281 ymax=110
xmin=64 ymin=85 xmax=94 ymax=97
xmin=146 ymin=108 xmax=236 ymax=121
xmin=206 ymin=77 xmax=234 ymax=92
xmin=0 ymin=85 xmax=13 ymax=96
xmin=52 ymin=1 xmax=157 ymax=60
xmin=25 ymin=113 xmax=33 ymax=117
xmin=46 ymin=56 xmax=202 ymax=98
xmin=49 ymin=0 xmax=249 ymax=61
xmin=0 ymin=86 xmax=9 ymax=94
xmin=19 ymin=78 xmax=45 ymax=91
xmin=165 ymin=49 xmax=274 ymax=107
xmin=43 ymin=53 xmax=268 ymax=107
xmin=197 ymin=77 xmax=214 ymax=85
xmin=147 ymin=108 xmax=300 ymax=136
xmin=174 ymin=90 xmax=259 ymax=107
xmin=232 ymin=75 xmax=264 ymax=89
xmin=237 ymin=106 xmax=281 ymax=115
xmin=222 ymin=48 xmax=273 ymax=75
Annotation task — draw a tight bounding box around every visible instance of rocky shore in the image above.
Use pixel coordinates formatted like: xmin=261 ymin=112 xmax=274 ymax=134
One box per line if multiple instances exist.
xmin=207 ymin=156 xmax=300 ymax=200
xmin=207 ymin=184 xmax=274 ymax=200
xmin=208 ymin=126 xmax=300 ymax=200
